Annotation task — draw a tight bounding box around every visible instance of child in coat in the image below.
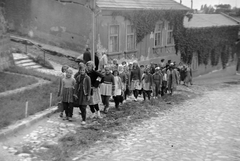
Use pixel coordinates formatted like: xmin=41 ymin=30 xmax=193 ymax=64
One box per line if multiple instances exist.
xmin=74 ymin=63 xmax=91 ymax=125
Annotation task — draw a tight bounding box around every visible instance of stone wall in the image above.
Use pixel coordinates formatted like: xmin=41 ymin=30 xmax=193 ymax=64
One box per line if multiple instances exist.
xmin=0 ymin=1 xmax=13 ymax=72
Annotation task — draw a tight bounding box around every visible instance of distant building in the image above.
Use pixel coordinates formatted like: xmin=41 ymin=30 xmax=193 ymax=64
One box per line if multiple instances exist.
xmin=95 ymin=0 xmax=190 ymax=64
xmin=184 ymin=13 xmax=240 ymax=76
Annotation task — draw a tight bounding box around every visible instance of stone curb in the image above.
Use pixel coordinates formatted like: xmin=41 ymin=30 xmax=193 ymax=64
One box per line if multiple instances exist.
xmin=0 ymin=106 xmax=58 ymax=140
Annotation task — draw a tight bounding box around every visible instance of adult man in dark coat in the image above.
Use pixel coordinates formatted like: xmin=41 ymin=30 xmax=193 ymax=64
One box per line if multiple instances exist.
xmin=83 ymin=47 xmax=92 ymax=63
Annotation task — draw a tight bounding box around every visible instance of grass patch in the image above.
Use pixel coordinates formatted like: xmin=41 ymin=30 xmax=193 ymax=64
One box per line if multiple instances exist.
xmin=0 ymin=67 xmax=60 ymax=129
xmin=35 ymin=88 xmax=199 ymax=161
xmin=0 ymin=72 xmax=38 ymax=93
xmin=5 ymin=66 xmax=57 ymax=82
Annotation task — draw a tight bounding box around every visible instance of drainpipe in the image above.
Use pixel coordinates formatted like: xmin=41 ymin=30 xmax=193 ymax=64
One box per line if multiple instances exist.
xmin=92 ymin=0 xmax=95 ymax=65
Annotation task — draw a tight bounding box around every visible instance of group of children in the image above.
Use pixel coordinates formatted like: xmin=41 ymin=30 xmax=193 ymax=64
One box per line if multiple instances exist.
xmin=57 ymin=59 xmax=193 ymax=124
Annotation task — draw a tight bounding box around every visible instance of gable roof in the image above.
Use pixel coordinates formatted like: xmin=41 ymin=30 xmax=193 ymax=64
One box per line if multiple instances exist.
xmin=96 ymin=0 xmax=190 ymax=11
xmin=184 ymin=14 xmax=240 ymax=28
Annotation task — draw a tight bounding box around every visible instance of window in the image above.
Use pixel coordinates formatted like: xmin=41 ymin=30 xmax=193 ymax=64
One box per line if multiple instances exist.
xmin=167 ymin=23 xmax=174 ymax=45
xmin=154 ymin=22 xmax=163 ymax=47
xmin=109 ymin=25 xmax=119 ymax=52
xmin=126 ymin=25 xmax=135 ymax=51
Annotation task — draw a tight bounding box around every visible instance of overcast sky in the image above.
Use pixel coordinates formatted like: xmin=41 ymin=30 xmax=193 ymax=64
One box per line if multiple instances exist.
xmin=176 ymin=0 xmax=240 ymax=9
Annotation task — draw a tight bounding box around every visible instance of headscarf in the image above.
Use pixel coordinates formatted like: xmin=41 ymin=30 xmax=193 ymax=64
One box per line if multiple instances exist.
xmin=118 ymin=64 xmax=124 ymax=74
xmin=86 ymin=61 xmax=95 ymax=67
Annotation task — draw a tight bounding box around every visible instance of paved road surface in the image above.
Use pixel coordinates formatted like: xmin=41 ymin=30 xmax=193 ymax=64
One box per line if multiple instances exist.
xmin=74 ymin=85 xmax=240 ymax=161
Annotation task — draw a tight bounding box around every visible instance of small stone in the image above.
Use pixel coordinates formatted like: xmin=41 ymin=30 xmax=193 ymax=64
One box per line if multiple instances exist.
xmin=72 ymin=157 xmax=80 ymax=160
xmin=2 ymin=146 xmax=8 ymax=150
xmin=18 ymin=153 xmax=31 ymax=158
xmin=39 ymin=147 xmax=48 ymax=151
xmin=8 ymin=147 xmax=18 ymax=154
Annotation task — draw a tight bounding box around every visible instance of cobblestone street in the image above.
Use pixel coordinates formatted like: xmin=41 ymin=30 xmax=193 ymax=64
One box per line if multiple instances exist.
xmin=73 ymin=84 xmax=240 ymax=161
xmin=1 ymin=66 xmax=240 ymax=161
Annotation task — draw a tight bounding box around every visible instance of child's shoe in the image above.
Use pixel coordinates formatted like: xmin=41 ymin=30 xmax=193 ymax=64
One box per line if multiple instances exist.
xmin=59 ymin=112 xmax=63 ymax=118
xmin=68 ymin=117 xmax=73 ymax=122
xmin=90 ymin=113 xmax=96 ymax=119
xmin=63 ymin=116 xmax=69 ymax=120
xmin=81 ymin=121 xmax=86 ymax=125
xmin=97 ymin=111 xmax=102 ymax=119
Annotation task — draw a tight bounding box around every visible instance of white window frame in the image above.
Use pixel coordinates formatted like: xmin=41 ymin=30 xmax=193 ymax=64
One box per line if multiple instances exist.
xmin=167 ymin=22 xmax=174 ymax=45
xmin=154 ymin=22 xmax=163 ymax=47
xmin=109 ymin=24 xmax=119 ymax=53
xmin=126 ymin=24 xmax=136 ymax=51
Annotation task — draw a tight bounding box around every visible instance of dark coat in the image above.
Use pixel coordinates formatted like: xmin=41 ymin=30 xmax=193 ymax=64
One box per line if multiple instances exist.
xmin=74 ymin=74 xmax=91 ymax=105
xmin=83 ymin=51 xmax=91 ymax=63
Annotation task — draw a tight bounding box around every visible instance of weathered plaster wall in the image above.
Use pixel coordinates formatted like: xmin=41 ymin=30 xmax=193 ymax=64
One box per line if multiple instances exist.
xmin=5 ymin=0 xmax=92 ymax=53
xmin=0 ymin=38 xmax=13 ymax=71
xmin=96 ymin=12 xmax=180 ymax=64
xmin=191 ymin=51 xmax=237 ymax=77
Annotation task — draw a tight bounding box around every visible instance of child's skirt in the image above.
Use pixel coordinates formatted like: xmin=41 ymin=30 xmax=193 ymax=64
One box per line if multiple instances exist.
xmin=130 ymin=80 xmax=141 ymax=90
xmin=100 ymin=83 xmax=112 ymax=96
xmin=90 ymin=87 xmax=102 ymax=105
xmin=62 ymin=88 xmax=74 ymax=103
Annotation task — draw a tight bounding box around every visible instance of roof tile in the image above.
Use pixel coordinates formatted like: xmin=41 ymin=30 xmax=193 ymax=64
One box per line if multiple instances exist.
xmin=184 ymin=14 xmax=240 ymax=28
xmin=96 ymin=0 xmax=190 ymax=10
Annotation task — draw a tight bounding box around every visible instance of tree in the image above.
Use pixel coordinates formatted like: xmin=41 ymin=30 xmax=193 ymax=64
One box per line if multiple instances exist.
xmin=215 ymin=4 xmax=231 ymax=13
xmin=215 ymin=4 xmax=231 ymax=9
xmin=200 ymin=4 xmax=215 ymax=14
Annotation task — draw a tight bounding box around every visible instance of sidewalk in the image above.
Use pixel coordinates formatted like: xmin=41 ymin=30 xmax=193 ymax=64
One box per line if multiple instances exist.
xmin=193 ymin=65 xmax=240 ymax=85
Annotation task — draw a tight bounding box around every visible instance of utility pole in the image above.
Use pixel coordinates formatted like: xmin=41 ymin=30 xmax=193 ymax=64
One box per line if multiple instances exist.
xmin=92 ymin=0 xmax=95 ymax=65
